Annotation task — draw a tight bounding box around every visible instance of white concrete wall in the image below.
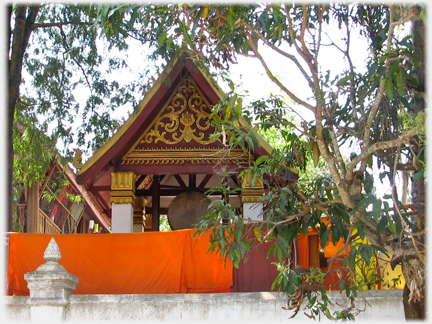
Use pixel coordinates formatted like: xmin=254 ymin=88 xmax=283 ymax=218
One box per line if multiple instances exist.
xmin=5 ymin=290 xmax=405 ymax=322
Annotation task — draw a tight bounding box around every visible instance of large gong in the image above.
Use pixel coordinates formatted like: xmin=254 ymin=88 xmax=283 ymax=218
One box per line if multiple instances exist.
xmin=167 ymin=191 xmax=211 ymax=230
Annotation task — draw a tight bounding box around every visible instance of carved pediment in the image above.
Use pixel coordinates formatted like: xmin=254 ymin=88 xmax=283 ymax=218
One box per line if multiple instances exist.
xmin=122 ymin=74 xmax=249 ymax=166
xmin=142 ymin=75 xmax=218 ymax=147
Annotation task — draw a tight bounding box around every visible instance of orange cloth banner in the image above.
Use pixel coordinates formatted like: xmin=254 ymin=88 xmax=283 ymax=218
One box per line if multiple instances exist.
xmin=7 ymin=229 xmax=232 ymax=296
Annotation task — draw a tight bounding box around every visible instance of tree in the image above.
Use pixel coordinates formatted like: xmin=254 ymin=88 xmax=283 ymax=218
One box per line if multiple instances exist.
xmin=93 ymin=3 xmax=426 ymax=319
xmin=8 ymin=4 xmax=159 ymax=230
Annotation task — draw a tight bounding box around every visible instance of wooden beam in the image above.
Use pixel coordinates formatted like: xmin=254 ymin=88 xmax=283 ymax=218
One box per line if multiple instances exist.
xmin=136 ymin=174 xmax=147 ymax=188
xmin=136 ymin=188 xmax=224 ymax=196
xmin=89 ymin=185 xmax=111 ymax=192
xmin=198 ymin=174 xmax=212 ymax=189
xmin=174 ymin=174 xmax=187 ymax=188
xmin=146 ymin=207 xmax=168 ymax=215
xmin=189 ymin=174 xmax=196 ymax=188
xmin=90 ymin=190 xmax=111 ymax=215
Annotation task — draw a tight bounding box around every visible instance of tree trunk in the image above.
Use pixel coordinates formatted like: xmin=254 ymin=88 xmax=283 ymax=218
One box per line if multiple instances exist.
xmin=7 ymin=5 xmax=40 ymax=231
xmin=401 ymin=10 xmax=426 ymax=320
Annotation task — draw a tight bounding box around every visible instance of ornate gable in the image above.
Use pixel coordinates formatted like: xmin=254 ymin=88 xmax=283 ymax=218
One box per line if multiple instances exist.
xmin=121 ymin=74 xmax=249 ymax=166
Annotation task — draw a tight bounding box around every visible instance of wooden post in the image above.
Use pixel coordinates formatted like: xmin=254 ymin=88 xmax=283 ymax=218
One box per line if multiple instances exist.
xmin=27 ymin=182 xmax=40 ymax=233
xmin=152 ymin=175 xmax=160 ymax=231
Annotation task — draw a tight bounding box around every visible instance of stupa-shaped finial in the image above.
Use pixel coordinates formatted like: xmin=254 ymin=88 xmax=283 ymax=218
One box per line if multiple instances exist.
xmin=43 ymin=237 xmax=62 ymax=263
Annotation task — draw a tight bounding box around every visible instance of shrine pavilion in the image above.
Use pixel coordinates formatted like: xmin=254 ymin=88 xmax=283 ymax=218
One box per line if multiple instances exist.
xmin=74 ymin=52 xmax=273 ymax=233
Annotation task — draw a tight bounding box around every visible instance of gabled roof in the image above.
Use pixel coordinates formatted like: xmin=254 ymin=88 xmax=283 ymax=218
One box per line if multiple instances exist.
xmin=76 ymin=53 xmax=273 ymax=188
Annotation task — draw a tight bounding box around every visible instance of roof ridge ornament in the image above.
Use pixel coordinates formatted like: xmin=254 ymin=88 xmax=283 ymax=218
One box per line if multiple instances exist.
xmin=72 ymin=148 xmax=83 ymax=170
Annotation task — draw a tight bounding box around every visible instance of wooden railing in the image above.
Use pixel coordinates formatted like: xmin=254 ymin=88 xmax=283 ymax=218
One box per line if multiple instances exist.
xmin=38 ymin=210 xmax=61 ymax=234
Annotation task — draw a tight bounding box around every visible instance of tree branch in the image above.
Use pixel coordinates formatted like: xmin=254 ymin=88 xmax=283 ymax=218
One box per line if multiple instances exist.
xmin=346 ymin=131 xmax=418 ymax=181
xmin=247 ymin=33 xmax=317 ymax=113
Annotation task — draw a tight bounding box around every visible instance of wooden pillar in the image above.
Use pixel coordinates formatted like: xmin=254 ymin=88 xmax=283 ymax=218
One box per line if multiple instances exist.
xmin=189 ymin=174 xmax=196 ymax=188
xmin=27 ymin=182 xmax=40 ymax=233
xmin=152 ymin=175 xmax=160 ymax=231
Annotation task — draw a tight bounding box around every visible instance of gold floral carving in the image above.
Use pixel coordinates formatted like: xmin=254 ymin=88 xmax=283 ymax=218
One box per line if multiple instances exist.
xmin=110 ymin=172 xmax=137 ymax=204
xmin=142 ymin=77 xmax=217 ymax=145
xmin=242 ymin=171 xmax=264 ymax=189
xmin=122 ymin=147 xmax=250 ymax=165
xmin=110 ymin=172 xmax=136 ymax=191
xmin=111 ymin=196 xmax=135 ymax=205
xmin=241 ymin=171 xmax=264 ymax=203
xmin=241 ymin=189 xmax=265 ymax=203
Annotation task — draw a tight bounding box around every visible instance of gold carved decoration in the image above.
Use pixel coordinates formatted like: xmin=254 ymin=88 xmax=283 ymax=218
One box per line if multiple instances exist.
xmin=111 ymin=196 xmax=135 ymax=205
xmin=241 ymin=171 xmax=264 ymax=203
xmin=72 ymin=149 xmax=83 ymax=170
xmin=242 ymin=171 xmax=264 ymax=189
xmin=110 ymin=172 xmax=136 ymax=191
xmin=110 ymin=172 xmax=136 ymax=204
xmin=122 ymin=147 xmax=250 ymax=165
xmin=241 ymin=189 xmax=265 ymax=203
xmin=17 ymin=204 xmax=26 ymax=233
xmin=142 ymin=77 xmax=217 ymax=146
xmin=144 ymin=214 xmax=152 ymax=230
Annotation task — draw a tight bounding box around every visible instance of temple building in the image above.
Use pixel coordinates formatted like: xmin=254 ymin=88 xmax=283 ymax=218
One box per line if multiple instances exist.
xmin=74 ymin=52 xmax=273 ymax=233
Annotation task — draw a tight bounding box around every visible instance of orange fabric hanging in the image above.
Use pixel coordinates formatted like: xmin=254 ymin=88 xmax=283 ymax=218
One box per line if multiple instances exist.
xmin=183 ymin=231 xmax=232 ymax=293
xmin=296 ymin=233 xmax=310 ymax=267
xmin=322 ymin=234 xmax=347 ymax=259
xmin=7 ymin=230 xmax=232 ymax=296
xmin=296 ymin=223 xmax=349 ymax=268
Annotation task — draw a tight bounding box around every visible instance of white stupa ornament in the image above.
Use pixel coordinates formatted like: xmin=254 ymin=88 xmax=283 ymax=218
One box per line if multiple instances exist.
xmin=34 ymin=237 xmax=67 ymax=273
xmin=43 ymin=237 xmax=62 ymax=263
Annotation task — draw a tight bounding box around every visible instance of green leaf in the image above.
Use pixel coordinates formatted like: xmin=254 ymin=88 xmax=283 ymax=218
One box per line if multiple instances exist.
xmin=245 ymin=135 xmax=254 ymax=150
xmin=337 ymin=74 xmax=351 ymax=86
xmin=356 ymin=221 xmax=365 ymax=240
xmin=386 ymin=214 xmax=397 ymax=235
xmin=320 ymin=228 xmax=330 ymax=248
xmin=351 ymin=195 xmax=376 ymax=215
xmin=191 ymin=7 xmax=204 ymax=34
xmin=227 ymin=8 xmax=235 ymax=31
xmin=359 ymin=244 xmax=373 ymax=266
xmin=157 ymin=31 xmax=167 ymax=47
xmin=396 ymin=68 xmax=406 ymax=96
xmin=288 ymin=270 xmax=299 ymax=286
xmin=377 ymin=216 xmax=387 ymax=236
xmin=371 ymin=199 xmax=382 ymax=222
xmin=385 ymin=75 xmax=394 ymax=101
xmin=324 ymin=308 xmax=335 ymax=320
xmin=254 ymin=155 xmax=269 ymax=166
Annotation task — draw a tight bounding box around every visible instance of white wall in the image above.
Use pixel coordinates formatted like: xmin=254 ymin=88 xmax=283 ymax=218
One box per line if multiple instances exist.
xmin=5 ymin=290 xmax=405 ymax=322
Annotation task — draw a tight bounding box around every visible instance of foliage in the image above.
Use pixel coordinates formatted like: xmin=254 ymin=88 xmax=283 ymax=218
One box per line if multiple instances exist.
xmin=101 ymin=3 xmax=425 ymax=319
xmin=9 ymin=3 xmax=169 ymax=220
